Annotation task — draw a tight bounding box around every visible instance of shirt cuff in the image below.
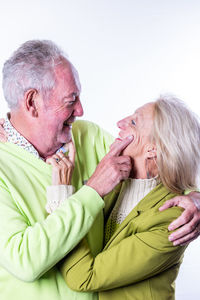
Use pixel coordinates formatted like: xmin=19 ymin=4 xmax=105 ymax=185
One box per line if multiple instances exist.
xmin=46 ymin=185 xmax=75 ymax=213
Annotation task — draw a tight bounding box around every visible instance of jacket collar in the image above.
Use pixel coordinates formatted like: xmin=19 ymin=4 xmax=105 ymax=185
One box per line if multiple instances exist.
xmin=104 ymin=183 xmax=174 ymax=249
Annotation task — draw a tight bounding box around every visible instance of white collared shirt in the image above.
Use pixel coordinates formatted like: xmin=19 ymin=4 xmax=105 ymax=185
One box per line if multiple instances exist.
xmin=4 ymin=116 xmax=41 ymax=159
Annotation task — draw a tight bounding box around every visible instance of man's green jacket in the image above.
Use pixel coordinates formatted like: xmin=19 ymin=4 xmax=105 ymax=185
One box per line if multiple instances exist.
xmin=0 ymin=120 xmax=113 ymax=300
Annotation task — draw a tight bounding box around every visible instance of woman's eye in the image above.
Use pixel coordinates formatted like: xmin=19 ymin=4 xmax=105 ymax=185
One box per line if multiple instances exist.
xmin=131 ymin=120 xmax=136 ymax=125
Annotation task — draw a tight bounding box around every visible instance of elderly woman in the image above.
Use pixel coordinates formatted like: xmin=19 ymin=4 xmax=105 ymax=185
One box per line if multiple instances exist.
xmin=46 ymin=95 xmax=200 ymax=300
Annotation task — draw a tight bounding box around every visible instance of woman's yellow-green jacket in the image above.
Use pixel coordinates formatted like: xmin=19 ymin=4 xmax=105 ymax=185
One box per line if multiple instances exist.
xmin=60 ymin=183 xmax=187 ymax=300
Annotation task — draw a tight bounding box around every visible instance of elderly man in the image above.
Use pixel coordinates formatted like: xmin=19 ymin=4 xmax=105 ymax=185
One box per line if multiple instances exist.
xmin=0 ymin=40 xmax=199 ymax=300
xmin=0 ymin=40 xmax=133 ymax=300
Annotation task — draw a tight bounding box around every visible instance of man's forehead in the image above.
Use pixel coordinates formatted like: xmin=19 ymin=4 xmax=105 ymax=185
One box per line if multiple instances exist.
xmin=69 ymin=62 xmax=82 ymax=92
xmin=55 ymin=61 xmax=81 ymax=92
xmin=72 ymin=69 xmax=81 ymax=92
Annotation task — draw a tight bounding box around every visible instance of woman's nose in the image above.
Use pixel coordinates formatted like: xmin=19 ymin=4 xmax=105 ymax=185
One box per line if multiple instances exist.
xmin=117 ymin=118 xmax=128 ymax=129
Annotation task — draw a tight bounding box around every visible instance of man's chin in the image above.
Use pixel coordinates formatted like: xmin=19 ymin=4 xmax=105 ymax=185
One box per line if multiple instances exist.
xmin=60 ymin=132 xmax=72 ymax=144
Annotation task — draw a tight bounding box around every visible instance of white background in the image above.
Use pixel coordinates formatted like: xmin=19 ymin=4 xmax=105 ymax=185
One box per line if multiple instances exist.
xmin=0 ymin=0 xmax=199 ymax=298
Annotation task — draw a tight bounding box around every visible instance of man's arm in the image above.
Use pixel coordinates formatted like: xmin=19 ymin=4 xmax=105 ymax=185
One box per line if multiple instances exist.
xmin=159 ymin=192 xmax=200 ymax=245
xmin=0 ymin=132 xmax=133 ymax=282
xmin=0 ymin=181 xmax=104 ymax=282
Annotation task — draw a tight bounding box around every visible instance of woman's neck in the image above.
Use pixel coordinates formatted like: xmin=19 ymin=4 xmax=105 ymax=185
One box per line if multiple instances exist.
xmin=130 ymin=157 xmax=158 ymax=179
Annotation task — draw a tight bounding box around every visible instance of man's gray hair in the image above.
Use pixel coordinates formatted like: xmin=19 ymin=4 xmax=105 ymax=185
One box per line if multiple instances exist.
xmin=152 ymin=95 xmax=200 ymax=194
xmin=2 ymin=40 xmax=68 ymax=109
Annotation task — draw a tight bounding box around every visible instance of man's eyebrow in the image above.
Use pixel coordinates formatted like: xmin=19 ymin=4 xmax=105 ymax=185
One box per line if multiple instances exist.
xmin=63 ymin=92 xmax=78 ymax=100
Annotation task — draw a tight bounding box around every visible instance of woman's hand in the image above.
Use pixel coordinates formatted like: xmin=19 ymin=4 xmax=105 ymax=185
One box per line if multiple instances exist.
xmin=46 ymin=141 xmax=75 ymax=185
xmin=159 ymin=191 xmax=200 ymax=245
xmin=0 ymin=118 xmax=7 ymax=142
xmin=45 ymin=141 xmax=76 ymax=213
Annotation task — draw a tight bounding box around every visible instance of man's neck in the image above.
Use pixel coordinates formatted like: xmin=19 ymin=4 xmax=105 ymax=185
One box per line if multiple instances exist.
xmin=9 ymin=113 xmax=38 ymax=149
xmin=9 ymin=113 xmax=58 ymax=160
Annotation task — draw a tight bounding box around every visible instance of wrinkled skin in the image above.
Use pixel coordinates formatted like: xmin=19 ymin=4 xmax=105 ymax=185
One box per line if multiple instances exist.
xmin=0 ymin=116 xmax=200 ymax=245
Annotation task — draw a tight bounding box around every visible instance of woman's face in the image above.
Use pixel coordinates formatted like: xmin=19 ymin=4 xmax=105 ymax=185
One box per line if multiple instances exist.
xmin=117 ymin=102 xmax=155 ymax=159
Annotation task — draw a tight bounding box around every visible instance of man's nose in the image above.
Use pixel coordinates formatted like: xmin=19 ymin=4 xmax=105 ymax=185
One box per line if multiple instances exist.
xmin=74 ymin=99 xmax=84 ymax=117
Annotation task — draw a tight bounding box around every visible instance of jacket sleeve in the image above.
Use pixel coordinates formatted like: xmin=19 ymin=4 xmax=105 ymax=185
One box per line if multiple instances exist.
xmin=60 ymin=207 xmax=186 ymax=292
xmin=0 ymin=182 xmax=104 ymax=282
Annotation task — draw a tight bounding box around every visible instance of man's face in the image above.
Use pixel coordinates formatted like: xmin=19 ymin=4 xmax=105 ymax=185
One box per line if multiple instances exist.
xmin=38 ymin=60 xmax=83 ymax=156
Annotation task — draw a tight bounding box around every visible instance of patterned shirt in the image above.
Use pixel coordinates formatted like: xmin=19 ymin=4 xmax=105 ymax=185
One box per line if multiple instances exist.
xmin=4 ymin=116 xmax=41 ymax=159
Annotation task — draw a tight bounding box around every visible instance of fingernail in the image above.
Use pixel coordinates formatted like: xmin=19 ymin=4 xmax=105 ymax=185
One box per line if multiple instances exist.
xmin=168 ymin=235 xmax=174 ymax=241
xmin=127 ymin=135 xmax=133 ymax=140
xmin=168 ymin=225 xmax=173 ymax=231
xmin=173 ymin=241 xmax=178 ymax=246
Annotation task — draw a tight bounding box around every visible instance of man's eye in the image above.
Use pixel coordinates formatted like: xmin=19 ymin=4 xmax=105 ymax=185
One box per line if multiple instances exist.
xmin=68 ymin=101 xmax=75 ymax=105
xmin=66 ymin=98 xmax=76 ymax=106
xmin=131 ymin=120 xmax=136 ymax=125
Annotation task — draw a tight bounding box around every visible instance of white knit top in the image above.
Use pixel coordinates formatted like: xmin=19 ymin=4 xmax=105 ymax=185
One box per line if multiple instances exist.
xmin=105 ymin=177 xmax=160 ymax=244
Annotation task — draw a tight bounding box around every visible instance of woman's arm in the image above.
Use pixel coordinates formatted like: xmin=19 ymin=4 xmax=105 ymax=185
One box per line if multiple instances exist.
xmin=0 ymin=118 xmax=7 ymax=142
xmin=60 ymin=207 xmax=186 ymax=292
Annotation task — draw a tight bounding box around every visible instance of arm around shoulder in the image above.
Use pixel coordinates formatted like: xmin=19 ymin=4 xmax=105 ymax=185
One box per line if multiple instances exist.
xmin=60 ymin=206 xmax=186 ymax=292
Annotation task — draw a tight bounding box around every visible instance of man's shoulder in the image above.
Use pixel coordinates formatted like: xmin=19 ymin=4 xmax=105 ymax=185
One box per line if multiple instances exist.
xmin=0 ymin=142 xmax=16 ymax=157
xmin=0 ymin=142 xmax=49 ymax=173
xmin=72 ymin=120 xmax=102 ymax=135
xmin=72 ymin=120 xmax=114 ymax=159
xmin=72 ymin=120 xmax=114 ymax=142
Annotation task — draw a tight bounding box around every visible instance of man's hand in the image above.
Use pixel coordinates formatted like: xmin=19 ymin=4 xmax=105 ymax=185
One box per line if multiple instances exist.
xmin=159 ymin=191 xmax=200 ymax=246
xmin=0 ymin=118 xmax=7 ymax=142
xmin=86 ymin=136 xmax=133 ymax=197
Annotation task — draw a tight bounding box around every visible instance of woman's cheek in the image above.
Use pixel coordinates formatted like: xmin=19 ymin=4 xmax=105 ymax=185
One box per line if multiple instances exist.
xmin=122 ymin=140 xmax=135 ymax=156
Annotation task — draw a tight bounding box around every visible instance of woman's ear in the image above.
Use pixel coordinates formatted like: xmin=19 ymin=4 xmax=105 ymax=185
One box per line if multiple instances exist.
xmin=144 ymin=144 xmax=158 ymax=178
xmin=145 ymin=144 xmax=157 ymax=159
xmin=24 ymin=89 xmax=39 ymax=117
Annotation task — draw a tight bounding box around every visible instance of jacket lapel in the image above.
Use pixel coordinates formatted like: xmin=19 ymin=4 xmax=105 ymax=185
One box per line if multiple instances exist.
xmin=103 ymin=183 xmax=122 ymax=222
xmin=104 ymin=183 xmax=173 ymax=250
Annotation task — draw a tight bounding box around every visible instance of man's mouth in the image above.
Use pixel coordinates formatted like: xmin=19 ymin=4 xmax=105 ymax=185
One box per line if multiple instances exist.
xmin=63 ymin=118 xmax=75 ymax=127
xmin=63 ymin=121 xmax=71 ymax=127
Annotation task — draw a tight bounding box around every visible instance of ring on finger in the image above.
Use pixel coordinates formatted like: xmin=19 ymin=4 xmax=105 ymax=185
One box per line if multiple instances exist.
xmin=61 ymin=156 xmax=69 ymax=160
xmin=55 ymin=157 xmax=60 ymax=163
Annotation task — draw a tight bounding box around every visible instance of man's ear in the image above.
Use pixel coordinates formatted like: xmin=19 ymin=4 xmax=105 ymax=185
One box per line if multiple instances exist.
xmin=24 ymin=89 xmax=39 ymax=117
xmin=144 ymin=144 xmax=157 ymax=159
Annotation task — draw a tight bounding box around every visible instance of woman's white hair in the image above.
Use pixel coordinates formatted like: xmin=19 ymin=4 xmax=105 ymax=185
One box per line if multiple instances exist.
xmin=2 ymin=40 xmax=68 ymax=109
xmin=152 ymin=94 xmax=200 ymax=194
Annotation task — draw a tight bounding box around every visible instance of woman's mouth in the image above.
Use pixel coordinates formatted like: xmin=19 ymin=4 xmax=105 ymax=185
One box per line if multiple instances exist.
xmin=115 ymin=137 xmax=123 ymax=141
